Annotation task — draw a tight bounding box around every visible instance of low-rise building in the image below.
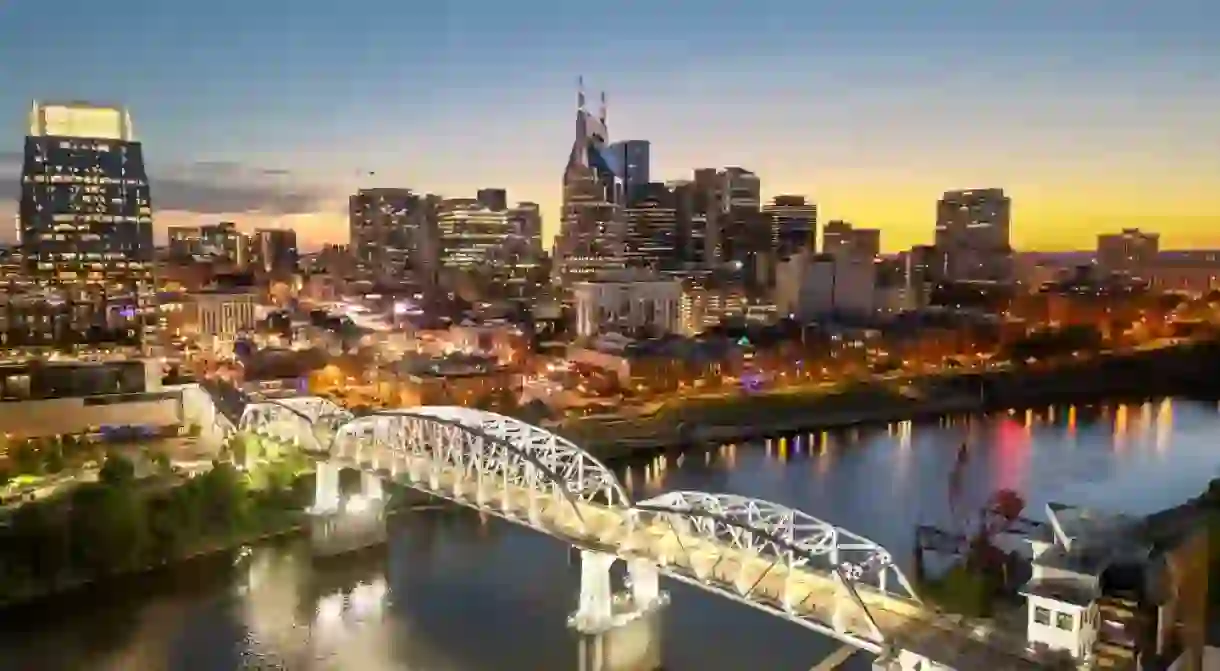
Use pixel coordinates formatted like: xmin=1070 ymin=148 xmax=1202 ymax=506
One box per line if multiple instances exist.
xmin=0 ymin=359 xmax=182 ymax=438
xmin=1021 ymin=502 xmax=1207 ymax=667
xmin=775 ymin=253 xmax=876 ymax=320
xmin=573 ymin=273 xmax=681 ymax=338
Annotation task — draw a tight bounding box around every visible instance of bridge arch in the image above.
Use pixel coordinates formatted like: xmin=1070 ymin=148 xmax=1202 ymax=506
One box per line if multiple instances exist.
xmin=632 ymin=491 xmax=920 ymax=648
xmin=238 ymin=396 xmax=352 ymax=454
xmin=327 ymin=407 xmax=632 ymax=528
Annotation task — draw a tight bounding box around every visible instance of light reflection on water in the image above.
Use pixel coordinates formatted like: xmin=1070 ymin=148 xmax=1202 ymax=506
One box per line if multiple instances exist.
xmin=2 ymin=398 xmax=1219 ymax=671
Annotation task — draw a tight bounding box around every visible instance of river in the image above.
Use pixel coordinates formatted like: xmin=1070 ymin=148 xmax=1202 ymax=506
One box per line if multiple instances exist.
xmin=3 ymin=398 xmax=1220 ymax=671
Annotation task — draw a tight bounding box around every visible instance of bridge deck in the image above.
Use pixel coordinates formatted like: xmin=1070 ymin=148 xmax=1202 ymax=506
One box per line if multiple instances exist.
xmin=333 ymin=454 xmax=1046 ymax=670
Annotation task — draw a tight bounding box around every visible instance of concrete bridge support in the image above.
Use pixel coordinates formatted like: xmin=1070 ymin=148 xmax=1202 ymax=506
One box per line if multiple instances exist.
xmin=570 ymin=550 xmax=668 ymax=671
xmin=308 ymin=460 xmax=387 ymax=559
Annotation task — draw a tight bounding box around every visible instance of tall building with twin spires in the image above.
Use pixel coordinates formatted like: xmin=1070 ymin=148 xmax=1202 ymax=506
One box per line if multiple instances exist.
xmin=552 ymin=81 xmax=627 ymax=286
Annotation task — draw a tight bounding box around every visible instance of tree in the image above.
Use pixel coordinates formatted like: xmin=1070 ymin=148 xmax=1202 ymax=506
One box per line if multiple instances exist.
xmin=43 ymin=442 xmax=65 ymax=475
xmin=10 ymin=441 xmax=41 ymax=476
xmin=196 ymin=461 xmax=249 ymax=534
xmin=151 ymin=451 xmax=172 ymax=476
xmin=99 ymin=454 xmax=136 ymax=486
xmin=10 ymin=502 xmax=70 ymax=584
xmin=69 ymin=484 xmax=148 ymax=573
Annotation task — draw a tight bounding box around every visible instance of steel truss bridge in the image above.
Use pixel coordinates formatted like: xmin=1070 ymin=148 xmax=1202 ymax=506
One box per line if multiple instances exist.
xmin=214 ymin=391 xmax=1045 ymax=670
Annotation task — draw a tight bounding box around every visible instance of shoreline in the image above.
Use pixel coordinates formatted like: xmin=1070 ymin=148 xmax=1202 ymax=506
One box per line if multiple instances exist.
xmin=0 ymin=520 xmax=306 ymax=611
xmin=0 ymin=500 xmax=445 ymax=611
xmin=566 ymin=345 xmax=1220 ymax=459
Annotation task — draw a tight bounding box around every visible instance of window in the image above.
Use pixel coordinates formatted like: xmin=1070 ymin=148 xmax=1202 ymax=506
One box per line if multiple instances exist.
xmin=1034 ymin=606 xmax=1051 ymax=625
xmin=1056 ymin=612 xmax=1074 ymax=631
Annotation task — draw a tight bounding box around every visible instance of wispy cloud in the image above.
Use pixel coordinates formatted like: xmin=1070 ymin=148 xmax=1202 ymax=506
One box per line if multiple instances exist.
xmin=0 ymin=155 xmax=330 ymax=216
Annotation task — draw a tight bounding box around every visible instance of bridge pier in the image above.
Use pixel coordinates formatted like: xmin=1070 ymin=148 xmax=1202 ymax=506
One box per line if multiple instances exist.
xmin=570 ymin=551 xmax=668 ymax=671
xmin=308 ymin=460 xmax=387 ymax=559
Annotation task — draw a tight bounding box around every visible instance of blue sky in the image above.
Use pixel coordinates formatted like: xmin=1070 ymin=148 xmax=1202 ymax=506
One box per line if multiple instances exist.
xmin=0 ymin=0 xmax=1217 ymax=249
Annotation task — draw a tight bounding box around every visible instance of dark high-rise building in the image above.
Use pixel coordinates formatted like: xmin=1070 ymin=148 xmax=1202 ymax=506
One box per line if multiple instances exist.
xmin=200 ymin=221 xmax=246 ymax=265
xmin=507 ymin=202 xmax=543 ymax=258
xmin=624 ymin=182 xmax=678 ymax=270
xmin=935 ymin=188 xmax=1012 ymax=283
xmin=609 ymin=140 xmax=650 ymax=204
xmin=252 ymin=228 xmax=298 ymax=275
xmin=823 ymin=220 xmax=880 ymax=261
xmin=167 ymin=226 xmax=201 ymax=260
xmin=476 ymin=188 xmax=508 ymax=212
xmin=764 ymin=195 xmax=817 ymax=260
xmin=711 ymin=167 xmax=768 ymax=288
xmin=17 ymin=101 xmax=156 ymax=349
xmin=348 ymin=188 xmax=437 ymax=282
xmin=437 ymin=198 xmax=512 ymax=272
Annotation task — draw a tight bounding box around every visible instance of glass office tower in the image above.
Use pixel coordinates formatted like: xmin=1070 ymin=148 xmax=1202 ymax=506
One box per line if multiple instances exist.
xmin=15 ymin=101 xmax=156 ymax=350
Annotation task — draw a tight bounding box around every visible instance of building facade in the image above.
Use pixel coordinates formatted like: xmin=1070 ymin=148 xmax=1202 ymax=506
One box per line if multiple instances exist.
xmin=1096 ymin=228 xmax=1159 ymax=280
xmin=167 ymin=226 xmax=202 ymax=260
xmin=934 ymin=188 xmax=1013 ymax=283
xmin=18 ymin=101 xmax=157 ymax=350
xmin=572 ymin=275 xmax=682 ymax=338
xmin=348 ymin=188 xmax=438 ymax=283
xmin=774 ymin=253 xmax=876 ymax=320
xmin=475 ymin=187 xmax=508 ymax=212
xmin=252 ymin=228 xmax=298 ymax=275
xmin=609 ymin=140 xmax=651 ymax=203
xmin=765 ymin=194 xmax=818 ymax=260
xmin=554 ymin=85 xmax=626 ymax=286
xmin=437 ymin=198 xmax=512 ymax=272
xmin=822 ymin=220 xmax=880 ymax=262
xmin=624 ymin=182 xmax=678 ymax=270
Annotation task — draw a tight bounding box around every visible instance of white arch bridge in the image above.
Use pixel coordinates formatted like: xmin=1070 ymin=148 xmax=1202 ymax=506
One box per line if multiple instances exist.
xmin=231 ymin=394 xmax=1045 ymax=671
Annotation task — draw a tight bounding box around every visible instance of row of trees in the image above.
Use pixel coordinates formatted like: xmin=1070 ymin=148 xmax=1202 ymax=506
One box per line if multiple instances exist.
xmin=0 ymin=453 xmax=309 ymax=603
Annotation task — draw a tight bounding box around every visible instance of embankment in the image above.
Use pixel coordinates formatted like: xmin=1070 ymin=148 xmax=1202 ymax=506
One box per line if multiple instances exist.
xmin=559 ymin=340 xmax=1220 ymax=459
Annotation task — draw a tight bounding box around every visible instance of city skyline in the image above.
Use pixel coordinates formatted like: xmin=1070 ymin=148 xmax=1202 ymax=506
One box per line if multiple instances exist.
xmin=0 ymin=1 xmax=1216 ymax=252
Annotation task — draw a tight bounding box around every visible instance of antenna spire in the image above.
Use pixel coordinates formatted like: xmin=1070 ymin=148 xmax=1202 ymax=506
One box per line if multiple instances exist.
xmin=577 ymin=75 xmax=586 ymax=111
xmin=600 ymin=91 xmax=607 ymax=125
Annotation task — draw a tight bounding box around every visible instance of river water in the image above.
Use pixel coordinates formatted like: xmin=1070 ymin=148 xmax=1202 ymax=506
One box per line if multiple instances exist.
xmin=3 ymin=398 xmax=1220 ymax=671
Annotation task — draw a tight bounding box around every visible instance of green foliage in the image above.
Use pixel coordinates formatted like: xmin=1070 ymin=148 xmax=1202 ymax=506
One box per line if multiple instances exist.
xmin=0 ymin=454 xmax=307 ymax=604
xmin=9 ymin=442 xmax=42 ymax=476
xmin=98 ymin=454 xmax=136 ymax=485
xmin=151 ymin=451 xmax=172 ymax=475
xmin=922 ymin=565 xmax=994 ymax=618
xmin=69 ymin=483 xmax=147 ymax=573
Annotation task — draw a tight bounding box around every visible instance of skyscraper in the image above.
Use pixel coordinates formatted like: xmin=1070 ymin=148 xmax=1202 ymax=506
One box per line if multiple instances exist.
xmin=348 ymin=188 xmax=437 ymax=282
xmin=251 ymin=228 xmax=299 ymax=275
xmin=624 ymin=182 xmax=678 ymax=270
xmin=167 ymin=226 xmax=202 ymax=261
xmin=1096 ymin=228 xmax=1159 ymax=279
xmin=822 ymin=220 xmax=880 ymax=262
xmin=554 ymin=81 xmax=626 ymax=286
xmin=18 ymin=101 xmax=156 ymax=349
xmin=437 ymin=198 xmax=512 ymax=272
xmin=935 ymin=188 xmax=1012 ymax=283
xmin=713 ymin=167 xmax=768 ymax=288
xmin=475 ymin=188 xmax=508 ymax=212
xmin=608 ymin=140 xmax=650 ymax=204
xmin=507 ymin=202 xmax=543 ymax=258
xmin=200 ymin=221 xmax=246 ymax=265
xmin=764 ymin=195 xmax=818 ymax=260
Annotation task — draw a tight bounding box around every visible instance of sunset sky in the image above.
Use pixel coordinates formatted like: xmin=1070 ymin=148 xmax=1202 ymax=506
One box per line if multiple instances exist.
xmin=0 ymin=1 xmax=1216 ymax=252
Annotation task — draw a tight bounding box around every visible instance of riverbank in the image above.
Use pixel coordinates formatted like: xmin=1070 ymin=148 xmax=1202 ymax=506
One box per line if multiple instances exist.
xmin=0 ymin=516 xmax=306 ymax=610
xmin=558 ymin=340 xmax=1220 ymax=458
xmin=0 ymin=491 xmax=450 ymax=611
